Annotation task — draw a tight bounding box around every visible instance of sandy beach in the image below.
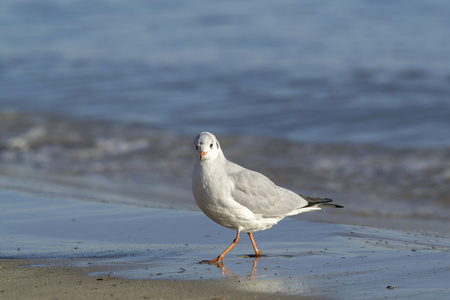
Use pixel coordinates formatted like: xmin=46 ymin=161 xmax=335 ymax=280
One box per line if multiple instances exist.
xmin=0 ymin=259 xmax=301 ymax=300
xmin=1 ymin=187 xmax=449 ymax=299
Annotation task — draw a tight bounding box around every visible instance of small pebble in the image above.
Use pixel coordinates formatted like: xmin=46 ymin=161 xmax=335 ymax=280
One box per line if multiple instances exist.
xmin=387 ymin=285 xmax=394 ymax=290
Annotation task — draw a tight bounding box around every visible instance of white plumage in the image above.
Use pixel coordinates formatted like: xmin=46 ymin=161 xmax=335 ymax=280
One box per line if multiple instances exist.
xmin=192 ymin=132 xmax=342 ymax=264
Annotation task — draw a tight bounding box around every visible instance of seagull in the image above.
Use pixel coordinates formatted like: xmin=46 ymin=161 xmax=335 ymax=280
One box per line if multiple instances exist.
xmin=192 ymin=132 xmax=343 ymax=264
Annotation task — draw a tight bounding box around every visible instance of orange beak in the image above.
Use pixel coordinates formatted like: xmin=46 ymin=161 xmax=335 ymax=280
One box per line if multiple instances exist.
xmin=200 ymin=150 xmax=207 ymax=158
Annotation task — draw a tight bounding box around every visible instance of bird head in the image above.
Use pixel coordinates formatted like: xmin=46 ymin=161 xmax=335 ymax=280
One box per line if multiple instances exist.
xmin=194 ymin=132 xmax=221 ymax=162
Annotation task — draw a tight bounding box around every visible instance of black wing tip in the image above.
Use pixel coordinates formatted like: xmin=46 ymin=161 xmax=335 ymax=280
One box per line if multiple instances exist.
xmin=315 ymin=203 xmax=344 ymax=208
xmin=300 ymin=195 xmax=344 ymax=208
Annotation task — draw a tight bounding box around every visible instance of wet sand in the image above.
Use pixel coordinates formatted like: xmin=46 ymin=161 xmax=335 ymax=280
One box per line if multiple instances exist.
xmin=1 ymin=189 xmax=449 ymax=299
xmin=0 ymin=259 xmax=300 ymax=300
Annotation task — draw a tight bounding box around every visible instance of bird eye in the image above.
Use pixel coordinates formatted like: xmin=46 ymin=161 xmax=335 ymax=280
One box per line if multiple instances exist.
xmin=210 ymin=143 xmax=214 ymax=149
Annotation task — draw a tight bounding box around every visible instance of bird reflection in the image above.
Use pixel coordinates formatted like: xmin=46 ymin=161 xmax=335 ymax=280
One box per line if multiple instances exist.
xmin=202 ymin=255 xmax=261 ymax=278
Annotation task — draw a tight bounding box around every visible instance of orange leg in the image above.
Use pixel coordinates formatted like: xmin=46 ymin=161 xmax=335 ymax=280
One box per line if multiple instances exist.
xmin=201 ymin=231 xmax=240 ymax=264
xmin=248 ymin=232 xmax=262 ymax=257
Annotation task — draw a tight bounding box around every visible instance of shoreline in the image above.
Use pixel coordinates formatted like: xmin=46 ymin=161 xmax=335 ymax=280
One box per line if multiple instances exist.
xmin=1 ymin=187 xmax=449 ymax=299
xmin=1 ymin=167 xmax=448 ymax=237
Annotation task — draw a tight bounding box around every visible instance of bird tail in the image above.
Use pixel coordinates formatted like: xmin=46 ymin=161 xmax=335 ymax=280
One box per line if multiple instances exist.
xmin=300 ymin=195 xmax=344 ymax=208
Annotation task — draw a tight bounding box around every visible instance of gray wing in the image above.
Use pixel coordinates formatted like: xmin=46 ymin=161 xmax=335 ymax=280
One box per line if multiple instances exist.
xmin=227 ymin=162 xmax=308 ymax=217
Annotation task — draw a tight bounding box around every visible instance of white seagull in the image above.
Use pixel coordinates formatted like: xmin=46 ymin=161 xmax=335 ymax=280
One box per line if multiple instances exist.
xmin=192 ymin=132 xmax=343 ymax=264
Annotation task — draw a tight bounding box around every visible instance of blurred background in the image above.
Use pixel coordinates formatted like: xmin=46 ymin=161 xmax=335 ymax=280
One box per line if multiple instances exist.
xmin=0 ymin=0 xmax=449 ymax=232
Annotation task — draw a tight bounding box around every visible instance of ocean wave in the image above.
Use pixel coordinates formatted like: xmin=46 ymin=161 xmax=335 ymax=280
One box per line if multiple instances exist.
xmin=1 ymin=111 xmax=449 ymax=222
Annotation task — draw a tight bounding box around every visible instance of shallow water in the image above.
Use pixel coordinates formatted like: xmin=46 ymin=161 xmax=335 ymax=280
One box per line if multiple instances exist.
xmin=2 ymin=189 xmax=449 ymax=299
xmin=0 ymin=112 xmax=449 ymax=230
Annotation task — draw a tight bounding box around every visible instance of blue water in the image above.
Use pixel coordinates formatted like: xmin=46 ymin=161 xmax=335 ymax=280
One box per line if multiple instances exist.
xmin=1 ymin=0 xmax=449 ymax=148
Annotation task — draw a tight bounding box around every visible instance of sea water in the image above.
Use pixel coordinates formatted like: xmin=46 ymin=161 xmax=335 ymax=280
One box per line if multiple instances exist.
xmin=0 ymin=0 xmax=449 ymax=229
